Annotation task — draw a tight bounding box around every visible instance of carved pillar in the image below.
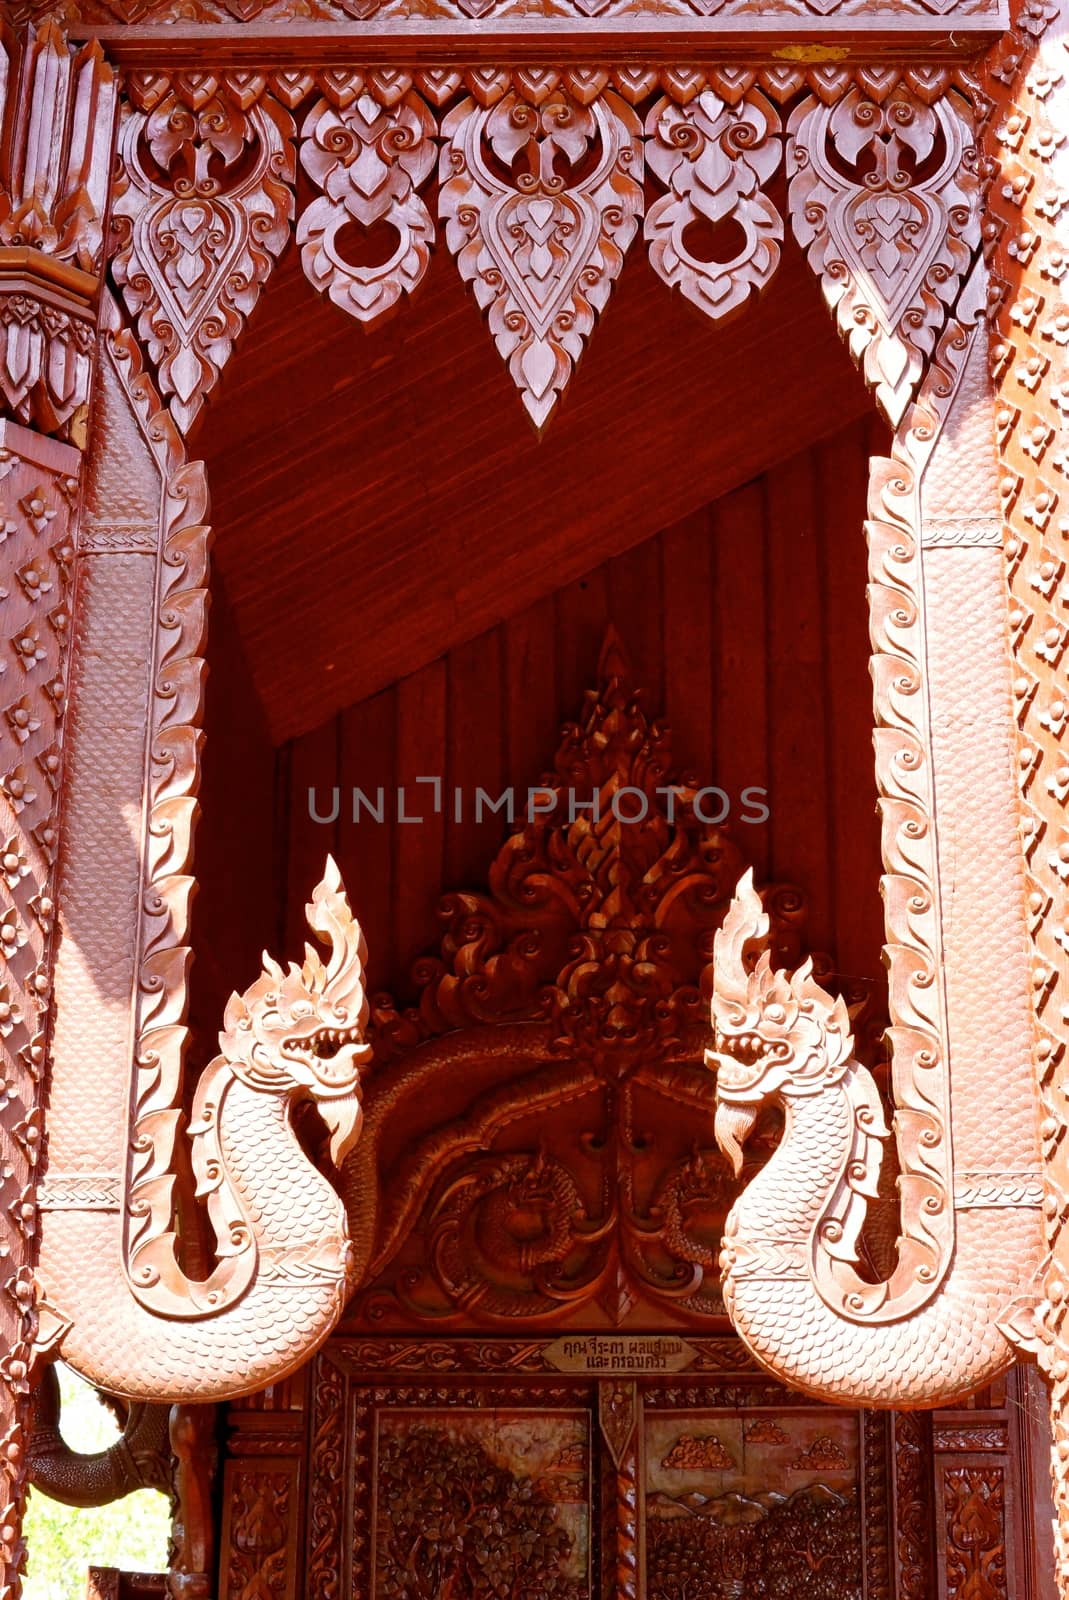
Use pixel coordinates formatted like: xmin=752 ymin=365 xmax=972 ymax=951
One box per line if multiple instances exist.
xmin=983 ymin=0 xmax=1069 ymax=1575
xmin=0 ymin=20 xmax=115 ymax=1597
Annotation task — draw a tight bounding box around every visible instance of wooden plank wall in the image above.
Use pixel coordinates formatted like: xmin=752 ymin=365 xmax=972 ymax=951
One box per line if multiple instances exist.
xmin=274 ymin=413 xmax=889 ymax=1005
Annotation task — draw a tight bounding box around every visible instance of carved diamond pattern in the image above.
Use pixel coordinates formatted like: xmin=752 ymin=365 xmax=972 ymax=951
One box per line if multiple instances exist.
xmin=440 ymin=89 xmax=643 ymax=428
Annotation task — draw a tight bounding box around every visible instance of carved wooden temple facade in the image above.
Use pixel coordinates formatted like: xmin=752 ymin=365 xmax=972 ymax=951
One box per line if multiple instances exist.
xmin=0 ymin=0 xmax=1066 ymax=1594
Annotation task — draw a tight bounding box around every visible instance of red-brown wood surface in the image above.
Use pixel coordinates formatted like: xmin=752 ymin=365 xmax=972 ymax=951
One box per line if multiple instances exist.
xmin=240 ymin=414 xmax=887 ymax=1004
xmin=199 ymin=232 xmax=872 ymax=744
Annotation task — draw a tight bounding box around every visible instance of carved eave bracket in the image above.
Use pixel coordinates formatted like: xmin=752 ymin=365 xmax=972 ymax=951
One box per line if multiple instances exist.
xmin=786 ymin=80 xmax=984 ymax=426
xmin=0 ymin=24 xmax=116 ymax=445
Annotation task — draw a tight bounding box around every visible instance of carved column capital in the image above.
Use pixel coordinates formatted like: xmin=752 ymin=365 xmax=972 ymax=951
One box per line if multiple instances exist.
xmin=0 ymin=23 xmax=116 ymax=446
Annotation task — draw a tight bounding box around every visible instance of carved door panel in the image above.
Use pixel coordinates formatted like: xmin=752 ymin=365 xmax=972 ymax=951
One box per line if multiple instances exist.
xmin=286 ymin=1342 xmax=892 ymax=1600
xmin=219 ymin=1338 xmax=1055 ymax=1599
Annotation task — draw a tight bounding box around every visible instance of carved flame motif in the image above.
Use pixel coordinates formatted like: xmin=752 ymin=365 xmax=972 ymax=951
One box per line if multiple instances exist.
xmin=298 ymin=86 xmax=436 ymax=325
xmin=440 ymin=89 xmax=643 ymax=427
xmin=644 ymin=88 xmax=783 ymax=323
xmin=787 ymin=86 xmax=981 ymax=425
xmin=111 ymin=88 xmax=295 ymax=434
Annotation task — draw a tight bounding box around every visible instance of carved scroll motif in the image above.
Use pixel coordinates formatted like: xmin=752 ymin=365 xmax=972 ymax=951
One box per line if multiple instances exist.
xmin=0 ymin=23 xmax=115 ymax=442
xmin=440 ymin=88 xmax=643 ymax=427
xmin=943 ymin=1467 xmax=1008 ymax=1599
xmin=982 ymin=0 xmax=1069 ymax=1567
xmin=298 ymin=82 xmax=437 ymax=326
xmin=644 ymin=89 xmax=783 ymax=323
xmin=111 ymin=83 xmax=295 ymax=435
xmin=787 ymin=86 xmax=982 ymax=425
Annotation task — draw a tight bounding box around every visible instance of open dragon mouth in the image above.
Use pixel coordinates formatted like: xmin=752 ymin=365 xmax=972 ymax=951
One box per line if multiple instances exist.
xmin=718 ymin=1030 xmax=767 ymax=1067
xmin=284 ymin=1026 xmax=361 ymax=1059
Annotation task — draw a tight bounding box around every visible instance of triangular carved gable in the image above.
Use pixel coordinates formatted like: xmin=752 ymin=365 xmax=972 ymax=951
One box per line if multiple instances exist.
xmin=342 ymin=633 xmax=821 ymax=1329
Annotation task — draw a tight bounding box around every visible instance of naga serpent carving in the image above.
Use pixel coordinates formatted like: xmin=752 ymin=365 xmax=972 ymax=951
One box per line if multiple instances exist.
xmin=709 ymin=280 xmax=1046 ymax=1407
xmin=36 ymin=859 xmax=370 ymax=1401
xmin=28 ymin=298 xmax=371 ymax=1403
xmin=27 ymin=1364 xmax=170 ymax=1507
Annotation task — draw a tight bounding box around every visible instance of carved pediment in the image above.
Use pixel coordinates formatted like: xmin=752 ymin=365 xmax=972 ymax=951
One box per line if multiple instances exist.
xmin=341 ymin=633 xmax=844 ymax=1330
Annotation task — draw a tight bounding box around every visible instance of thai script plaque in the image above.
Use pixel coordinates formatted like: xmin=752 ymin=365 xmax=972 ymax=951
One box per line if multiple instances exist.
xmin=543 ymin=1336 xmax=698 ymax=1374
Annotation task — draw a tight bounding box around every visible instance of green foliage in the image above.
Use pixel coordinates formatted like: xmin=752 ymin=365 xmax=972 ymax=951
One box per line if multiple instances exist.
xmin=22 ymin=1366 xmax=170 ymax=1600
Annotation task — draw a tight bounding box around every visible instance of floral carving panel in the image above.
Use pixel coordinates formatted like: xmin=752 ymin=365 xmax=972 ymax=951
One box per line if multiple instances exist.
xmin=440 ymin=89 xmax=643 ymax=428
xmin=298 ymin=83 xmax=437 ymax=326
xmin=787 ymin=85 xmax=982 ymax=425
xmin=644 ymin=89 xmax=783 ymax=324
xmin=111 ymin=86 xmax=295 ymax=436
xmin=374 ymin=1411 xmax=590 ymax=1599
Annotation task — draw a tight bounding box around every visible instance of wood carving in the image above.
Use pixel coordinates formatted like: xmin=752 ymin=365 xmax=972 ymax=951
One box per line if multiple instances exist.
xmin=710 ymin=273 xmax=1045 ymax=1402
xmin=297 ymin=82 xmax=436 ymax=326
xmin=345 ymin=638 xmax=855 ymax=1329
xmin=26 ymin=1363 xmax=170 ymax=1505
xmin=787 ymin=85 xmax=982 ymax=425
xmin=893 ymin=1393 xmax=936 ymax=1593
xmin=225 ymin=1469 xmax=292 ymax=1600
xmin=32 ymin=307 xmax=372 ymax=1401
xmin=644 ymin=88 xmax=782 ymax=324
xmin=111 ymin=84 xmax=294 ymax=436
xmin=440 ymin=87 xmax=643 ymax=427
xmin=983 ymin=0 xmax=1069 ymax=1569
xmin=0 ymin=23 xmax=115 ymax=443
xmin=0 ymin=422 xmax=79 ymax=1582
xmin=1 ymin=0 xmax=1010 ymax=29
xmin=943 ymin=1466 xmax=1008 ymax=1599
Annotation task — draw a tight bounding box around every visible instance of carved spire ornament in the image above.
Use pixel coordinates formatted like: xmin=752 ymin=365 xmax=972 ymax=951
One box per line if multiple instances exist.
xmin=440 ymin=85 xmax=643 ymax=427
xmin=111 ymin=79 xmax=295 ymax=436
xmin=786 ymin=84 xmax=982 ymax=426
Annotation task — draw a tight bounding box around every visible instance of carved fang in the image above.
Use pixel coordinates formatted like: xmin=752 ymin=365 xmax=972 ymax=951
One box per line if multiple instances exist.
xmin=319 ymin=1093 xmax=363 ymax=1168
xmin=715 ymin=1102 xmax=757 ymax=1178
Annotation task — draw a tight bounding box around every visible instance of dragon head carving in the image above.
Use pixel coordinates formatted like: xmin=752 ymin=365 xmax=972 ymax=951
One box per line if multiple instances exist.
xmin=707 ymin=870 xmax=855 ymax=1176
xmin=219 ymin=857 xmax=372 ymax=1166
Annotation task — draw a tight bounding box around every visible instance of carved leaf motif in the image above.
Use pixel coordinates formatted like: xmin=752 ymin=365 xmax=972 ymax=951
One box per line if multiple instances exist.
xmin=111 ymin=91 xmax=295 ymax=435
xmin=644 ymin=89 xmax=783 ymax=323
xmin=787 ymin=87 xmax=981 ymax=425
xmin=439 ymin=89 xmax=643 ymax=428
xmin=297 ymin=89 xmax=436 ymax=326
